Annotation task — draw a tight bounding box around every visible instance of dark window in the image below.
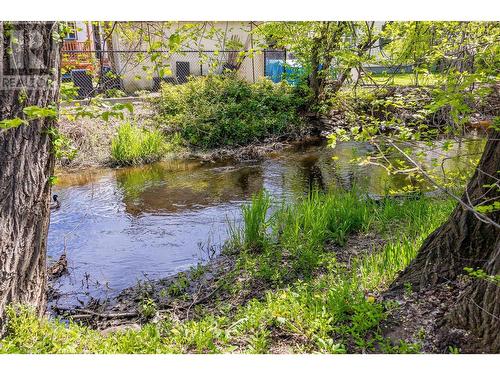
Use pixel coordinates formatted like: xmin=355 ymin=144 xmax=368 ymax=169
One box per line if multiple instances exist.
xmin=65 ymin=22 xmax=78 ymax=40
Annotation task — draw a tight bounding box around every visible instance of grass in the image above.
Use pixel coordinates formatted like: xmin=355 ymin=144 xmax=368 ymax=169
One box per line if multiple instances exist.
xmin=111 ymin=122 xmax=180 ymax=166
xmin=241 ymin=191 xmax=271 ymax=252
xmin=0 ymin=191 xmax=455 ymax=354
xmin=366 ymin=73 xmax=443 ymax=86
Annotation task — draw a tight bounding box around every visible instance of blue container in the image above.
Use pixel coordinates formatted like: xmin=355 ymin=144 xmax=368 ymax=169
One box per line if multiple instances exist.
xmin=265 ymin=59 xmax=304 ymax=85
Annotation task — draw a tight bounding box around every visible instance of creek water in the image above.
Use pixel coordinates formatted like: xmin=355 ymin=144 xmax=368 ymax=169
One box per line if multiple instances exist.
xmin=48 ymin=139 xmax=480 ymax=307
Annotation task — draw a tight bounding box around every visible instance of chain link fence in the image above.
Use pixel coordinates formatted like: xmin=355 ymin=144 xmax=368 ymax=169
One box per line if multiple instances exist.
xmin=62 ymin=48 xmax=294 ymax=100
xmin=62 ymin=47 xmax=417 ymax=100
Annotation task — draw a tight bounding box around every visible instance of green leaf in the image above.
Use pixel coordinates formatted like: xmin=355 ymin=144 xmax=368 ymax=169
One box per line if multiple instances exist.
xmin=168 ymin=33 xmax=181 ymax=50
xmin=0 ymin=117 xmax=27 ymax=129
xmin=23 ymin=106 xmax=57 ymax=120
xmin=491 ymin=117 xmax=500 ymax=131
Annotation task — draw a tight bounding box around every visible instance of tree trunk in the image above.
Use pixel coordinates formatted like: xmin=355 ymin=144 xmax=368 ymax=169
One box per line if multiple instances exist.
xmin=391 ymin=129 xmax=500 ymax=351
xmin=0 ymin=22 xmax=61 ymax=335
xmin=310 ymin=36 xmax=321 ymax=101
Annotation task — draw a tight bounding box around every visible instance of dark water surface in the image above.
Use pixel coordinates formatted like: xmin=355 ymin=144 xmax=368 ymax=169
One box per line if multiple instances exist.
xmin=48 ymin=140 xmax=479 ymax=307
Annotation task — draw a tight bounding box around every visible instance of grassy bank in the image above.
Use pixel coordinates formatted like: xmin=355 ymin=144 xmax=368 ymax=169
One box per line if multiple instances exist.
xmin=0 ymin=191 xmax=455 ymax=353
xmin=57 ymin=75 xmax=309 ymax=168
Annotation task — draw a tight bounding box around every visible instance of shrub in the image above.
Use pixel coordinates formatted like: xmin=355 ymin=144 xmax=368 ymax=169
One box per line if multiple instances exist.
xmin=111 ymin=122 xmax=168 ymax=165
xmin=151 ymin=74 xmax=307 ymax=149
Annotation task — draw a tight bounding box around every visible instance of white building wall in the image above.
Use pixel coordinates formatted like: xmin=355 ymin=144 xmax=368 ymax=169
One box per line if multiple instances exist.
xmin=112 ymin=22 xmax=266 ymax=93
xmin=75 ymin=22 xmax=90 ymax=42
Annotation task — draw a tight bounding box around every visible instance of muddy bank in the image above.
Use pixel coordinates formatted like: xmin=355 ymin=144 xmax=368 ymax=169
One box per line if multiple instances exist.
xmin=51 ymin=233 xmax=384 ymax=331
xmin=50 ymin=251 xmax=240 ymax=330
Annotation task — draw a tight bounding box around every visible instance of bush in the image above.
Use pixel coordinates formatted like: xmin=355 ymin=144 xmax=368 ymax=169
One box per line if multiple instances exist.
xmin=111 ymin=123 xmax=168 ymax=165
xmin=151 ymin=74 xmax=307 ymax=149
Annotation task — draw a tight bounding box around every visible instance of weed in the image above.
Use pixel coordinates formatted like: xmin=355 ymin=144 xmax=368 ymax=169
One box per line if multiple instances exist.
xmin=379 ymin=338 xmax=422 ymax=354
xmin=404 ymin=282 xmax=413 ymax=297
xmin=159 ymin=289 xmax=168 ymax=301
xmin=247 ymin=330 xmax=270 ymax=353
xmin=111 ymin=122 xmax=170 ymax=165
xmin=139 ymin=298 xmax=157 ymax=320
xmin=190 ymin=263 xmax=206 ymax=280
xmin=167 ymin=273 xmax=189 ymax=297
xmin=448 ymin=345 xmax=461 ymax=354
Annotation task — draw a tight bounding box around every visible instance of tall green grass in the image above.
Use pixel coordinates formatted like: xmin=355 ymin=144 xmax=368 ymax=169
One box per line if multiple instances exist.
xmin=0 ymin=192 xmax=455 ymax=354
xmin=241 ymin=191 xmax=272 ymax=252
xmin=111 ymin=123 xmax=168 ymax=166
xmin=232 ymin=190 xmax=454 ymax=282
xmin=356 ymin=198 xmax=455 ymax=291
xmin=275 ymin=191 xmax=371 ymax=277
xmin=233 ymin=190 xmax=373 ymax=278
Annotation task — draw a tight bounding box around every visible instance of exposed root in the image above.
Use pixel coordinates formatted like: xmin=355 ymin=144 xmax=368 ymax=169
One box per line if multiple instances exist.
xmin=379 ymin=277 xmax=489 ymax=353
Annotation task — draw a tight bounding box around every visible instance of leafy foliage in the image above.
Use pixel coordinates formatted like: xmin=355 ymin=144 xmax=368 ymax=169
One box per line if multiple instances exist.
xmin=464 ymin=267 xmax=500 ymax=286
xmin=0 ymin=118 xmax=27 ymax=130
xmin=323 ymin=22 xmax=499 ymax=223
xmin=151 ymin=74 xmax=307 ymax=149
xmin=255 ymin=21 xmax=382 ymax=100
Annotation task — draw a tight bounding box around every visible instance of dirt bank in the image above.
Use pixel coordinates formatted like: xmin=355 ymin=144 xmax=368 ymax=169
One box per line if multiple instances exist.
xmin=50 ymin=252 xmax=241 ymax=330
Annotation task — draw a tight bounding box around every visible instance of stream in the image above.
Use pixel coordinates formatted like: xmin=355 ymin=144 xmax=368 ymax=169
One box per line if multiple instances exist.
xmin=48 ymin=139 xmax=480 ymax=307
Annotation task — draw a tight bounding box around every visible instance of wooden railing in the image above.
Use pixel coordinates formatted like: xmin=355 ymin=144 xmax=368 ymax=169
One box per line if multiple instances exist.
xmin=62 ymin=40 xmax=92 ymax=52
xmin=62 ymin=40 xmax=95 ymax=72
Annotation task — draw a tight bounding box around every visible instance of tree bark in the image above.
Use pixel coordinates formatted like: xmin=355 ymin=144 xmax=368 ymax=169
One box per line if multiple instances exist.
xmin=0 ymin=22 xmax=61 ymax=335
xmin=310 ymin=34 xmax=322 ymax=101
xmin=391 ymin=129 xmax=500 ymax=351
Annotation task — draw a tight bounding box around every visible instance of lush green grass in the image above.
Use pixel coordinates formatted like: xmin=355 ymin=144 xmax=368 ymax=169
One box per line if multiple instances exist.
xmin=232 ymin=190 xmax=453 ymax=284
xmin=0 ymin=192 xmax=455 ymax=354
xmin=111 ymin=122 xmax=180 ymax=166
xmin=365 ymin=73 xmax=443 ymax=86
xmin=240 ymin=191 xmax=271 ymax=252
xmin=151 ymin=74 xmax=308 ymax=149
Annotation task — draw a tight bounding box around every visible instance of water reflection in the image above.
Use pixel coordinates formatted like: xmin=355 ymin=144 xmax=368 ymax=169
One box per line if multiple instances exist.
xmin=48 ymin=139 xmax=482 ymax=307
xmin=116 ymin=162 xmax=264 ymax=215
